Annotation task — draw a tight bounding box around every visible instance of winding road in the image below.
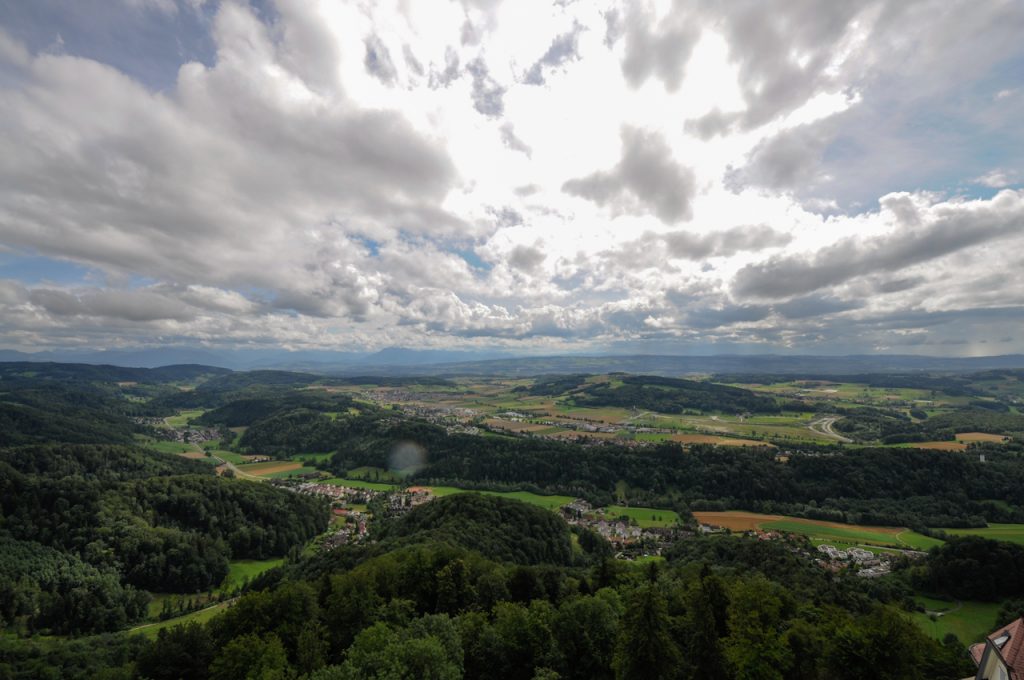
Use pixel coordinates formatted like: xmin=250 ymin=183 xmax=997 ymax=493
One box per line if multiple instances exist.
xmin=808 ymin=415 xmax=853 ymax=443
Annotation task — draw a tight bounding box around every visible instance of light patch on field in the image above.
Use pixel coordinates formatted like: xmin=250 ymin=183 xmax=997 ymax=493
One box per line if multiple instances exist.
xmin=670 ymin=433 xmax=775 ymax=447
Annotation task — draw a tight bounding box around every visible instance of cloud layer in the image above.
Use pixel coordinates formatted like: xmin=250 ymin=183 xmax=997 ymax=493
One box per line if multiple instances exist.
xmin=0 ymin=0 xmax=1022 ymax=355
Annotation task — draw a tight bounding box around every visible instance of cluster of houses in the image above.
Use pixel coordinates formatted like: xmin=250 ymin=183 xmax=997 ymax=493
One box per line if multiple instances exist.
xmin=813 ymin=543 xmax=926 ymax=577
xmin=560 ymin=499 xmax=688 ymax=559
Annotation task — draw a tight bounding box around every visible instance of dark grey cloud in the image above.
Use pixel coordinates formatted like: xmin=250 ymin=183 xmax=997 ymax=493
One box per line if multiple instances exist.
xmin=686 ymin=304 xmax=770 ymax=329
xmin=874 ymin=276 xmax=925 ymax=294
xmin=29 ymin=288 xmax=195 ymax=321
xmin=363 ymin=35 xmax=396 ymax=84
xmin=773 ymin=295 xmax=861 ymax=319
xmin=726 ymin=120 xmax=836 ymax=191
xmin=508 ymin=245 xmax=545 ymax=272
xmin=467 ymin=57 xmax=505 ymax=116
xmin=733 ymin=190 xmax=1024 ymax=298
xmin=619 ymin=2 xmax=699 ymax=91
xmin=663 ymin=224 xmax=791 ymax=259
xmin=524 ymin=24 xmax=582 ymax=85
xmin=563 ymin=126 xmax=695 ymax=223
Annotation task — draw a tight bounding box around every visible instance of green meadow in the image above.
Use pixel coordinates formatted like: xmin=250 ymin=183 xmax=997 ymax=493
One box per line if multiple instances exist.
xmin=604 ymin=505 xmax=680 ymax=528
xmin=323 ymin=477 xmax=398 ymax=491
xmin=941 ymin=523 xmax=1024 ymax=546
xmin=424 ymin=487 xmax=574 ymax=510
xmin=910 ymin=596 xmax=1001 ymax=644
xmin=760 ymin=520 xmax=942 ymax=550
xmin=164 ymin=409 xmax=205 ymax=427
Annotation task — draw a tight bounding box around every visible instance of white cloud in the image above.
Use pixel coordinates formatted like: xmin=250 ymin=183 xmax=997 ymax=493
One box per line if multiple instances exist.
xmin=0 ymin=0 xmax=1022 ymax=355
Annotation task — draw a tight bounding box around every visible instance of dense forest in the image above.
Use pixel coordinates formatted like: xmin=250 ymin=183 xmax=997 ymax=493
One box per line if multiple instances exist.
xmin=1 ymin=495 xmax=975 ymax=679
xmin=0 ymin=443 xmax=328 ymax=632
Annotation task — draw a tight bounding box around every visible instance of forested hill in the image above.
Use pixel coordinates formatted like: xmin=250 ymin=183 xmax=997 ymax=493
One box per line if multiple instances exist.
xmin=375 ymin=494 xmax=577 ymax=566
xmin=11 ymin=494 xmax=973 ymax=680
xmin=570 ymin=375 xmax=791 ymax=414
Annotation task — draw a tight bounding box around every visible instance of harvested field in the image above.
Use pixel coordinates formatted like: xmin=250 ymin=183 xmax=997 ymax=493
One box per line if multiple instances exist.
xmin=956 ymin=432 xmax=1008 ymax=443
xmin=692 ymin=511 xmax=785 ymax=531
xmin=905 ymin=441 xmax=967 ymax=451
xmin=237 ymin=461 xmax=302 ymax=476
xmin=179 ymin=451 xmax=208 ymax=460
xmin=670 ymin=433 xmax=774 ymax=447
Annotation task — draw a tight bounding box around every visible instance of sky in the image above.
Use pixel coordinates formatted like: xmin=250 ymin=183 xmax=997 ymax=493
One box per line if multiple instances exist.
xmin=0 ymin=0 xmax=1023 ymax=357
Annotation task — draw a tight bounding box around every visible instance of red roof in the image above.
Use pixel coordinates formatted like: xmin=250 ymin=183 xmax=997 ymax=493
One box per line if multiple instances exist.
xmin=972 ymin=617 xmax=1024 ymax=678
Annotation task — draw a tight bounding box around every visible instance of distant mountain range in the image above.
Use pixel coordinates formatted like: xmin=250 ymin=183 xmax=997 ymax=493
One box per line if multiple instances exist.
xmin=2 ymin=347 xmax=1024 ymax=376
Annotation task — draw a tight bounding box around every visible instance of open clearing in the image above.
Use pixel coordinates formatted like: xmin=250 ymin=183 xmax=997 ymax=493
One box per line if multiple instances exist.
xmin=218 ymin=558 xmax=285 ymax=593
xmin=237 ymin=461 xmax=303 ymax=476
xmin=164 ymin=409 xmax=205 ymax=428
xmin=604 ymin=505 xmax=680 ymax=528
xmin=910 ymin=596 xmax=1001 ymax=644
xmin=134 ymin=601 xmax=231 ymax=638
xmin=941 ymin=523 xmax=1024 ymax=546
xmin=692 ymin=510 xmax=942 ymax=550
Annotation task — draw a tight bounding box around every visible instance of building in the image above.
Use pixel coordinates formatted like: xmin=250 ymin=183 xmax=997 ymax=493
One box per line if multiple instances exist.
xmin=967 ymin=617 xmax=1024 ymax=680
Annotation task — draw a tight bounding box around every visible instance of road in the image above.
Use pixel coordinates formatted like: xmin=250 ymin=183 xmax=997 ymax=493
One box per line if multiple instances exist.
xmin=808 ymin=415 xmax=853 ymax=443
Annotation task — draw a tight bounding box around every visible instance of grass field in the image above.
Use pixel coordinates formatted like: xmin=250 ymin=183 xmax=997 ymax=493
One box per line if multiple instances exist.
xmin=669 ymin=433 xmax=774 ymax=447
xmin=323 ymin=477 xmax=398 ymax=491
xmin=604 ymin=505 xmax=680 ymax=528
xmin=424 ymin=487 xmax=574 ymax=510
xmin=135 ymin=601 xmax=231 ymax=638
xmin=290 ymin=452 xmax=335 ymax=463
xmin=347 ymin=466 xmax=404 ymax=482
xmin=218 ymin=558 xmax=285 ymax=593
xmin=941 ymin=523 xmax=1024 ymax=546
xmin=910 ymin=596 xmax=1001 ymax=643
xmin=206 ymin=449 xmax=246 ymax=464
xmin=692 ymin=510 xmax=942 ymax=550
xmin=165 ymin=409 xmax=205 ymax=427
